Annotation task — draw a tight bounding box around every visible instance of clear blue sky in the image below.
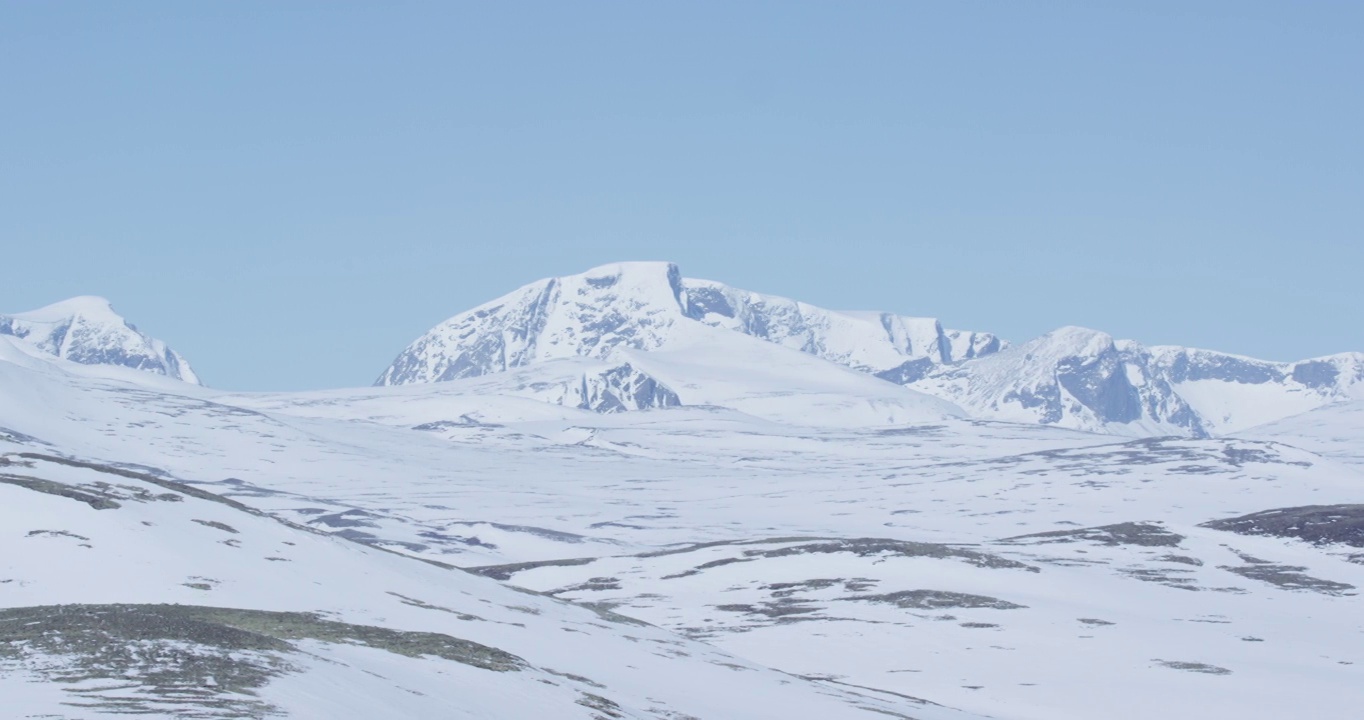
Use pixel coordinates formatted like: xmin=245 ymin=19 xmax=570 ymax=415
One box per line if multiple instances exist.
xmin=3 ymin=2 xmax=1360 ymax=391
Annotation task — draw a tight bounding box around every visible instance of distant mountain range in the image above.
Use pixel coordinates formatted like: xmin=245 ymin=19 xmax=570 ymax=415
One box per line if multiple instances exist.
xmin=375 ymin=261 xmax=1363 ymax=437
xmin=8 ymin=262 xmax=1361 ymax=436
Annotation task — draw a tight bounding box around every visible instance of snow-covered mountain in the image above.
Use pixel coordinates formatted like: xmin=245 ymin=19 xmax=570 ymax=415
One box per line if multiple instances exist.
xmin=914 ymin=327 xmax=1204 ymax=436
xmin=377 ymin=262 xmax=1362 ymax=437
xmin=374 ymin=262 xmax=973 ymax=425
xmin=1 ymin=296 xmax=199 ymax=384
xmin=1147 ymin=347 xmax=1364 ymax=434
xmin=376 ymin=261 xmax=1000 ymax=387
xmin=916 ymin=328 xmax=1364 ymax=437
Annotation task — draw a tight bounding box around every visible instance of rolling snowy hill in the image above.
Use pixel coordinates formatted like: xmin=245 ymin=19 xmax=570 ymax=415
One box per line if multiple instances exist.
xmin=0 ymin=447 xmax=953 ymax=720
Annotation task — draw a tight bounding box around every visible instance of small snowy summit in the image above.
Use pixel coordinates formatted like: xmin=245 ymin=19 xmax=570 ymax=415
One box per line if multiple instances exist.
xmin=0 ymin=296 xmax=200 ymax=384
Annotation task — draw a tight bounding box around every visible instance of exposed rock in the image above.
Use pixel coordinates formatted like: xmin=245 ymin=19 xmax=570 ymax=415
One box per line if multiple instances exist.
xmin=1003 ymin=522 xmax=1185 ymax=548
xmin=1200 ymin=505 xmax=1364 ymax=548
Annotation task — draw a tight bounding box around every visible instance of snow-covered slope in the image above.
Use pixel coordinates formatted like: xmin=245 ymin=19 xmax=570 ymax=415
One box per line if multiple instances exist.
xmin=0 ymin=449 xmax=958 ymax=720
xmin=1238 ymin=397 xmax=1364 ymax=470
xmin=1 ymin=297 xmax=199 ymax=384
xmin=376 ymin=261 xmax=999 ymax=387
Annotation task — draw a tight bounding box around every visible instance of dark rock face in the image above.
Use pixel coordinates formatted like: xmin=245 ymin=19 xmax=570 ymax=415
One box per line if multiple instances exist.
xmin=1163 ymin=352 xmax=1282 ymax=384
xmin=1154 ymin=660 xmax=1232 ymax=675
xmin=1200 ymin=505 xmax=1364 ymax=548
xmin=958 ymin=333 xmax=1002 ymax=359
xmin=1056 ymin=351 xmax=1143 ymax=424
xmin=845 ymin=590 xmax=1025 ymax=610
xmin=746 ymin=537 xmax=1037 ymax=571
xmin=682 ymin=284 xmax=734 ymax=320
xmin=1218 ymin=562 xmax=1355 ymax=596
xmin=1003 ymin=522 xmax=1186 ymax=548
xmin=875 ymin=357 xmax=938 ymax=385
xmin=582 ymin=363 xmax=681 ymax=413
xmin=1291 ymin=360 xmax=1340 ymax=389
xmin=1002 ymin=384 xmax=1065 ymax=425
xmin=0 ymin=604 xmax=527 ymax=718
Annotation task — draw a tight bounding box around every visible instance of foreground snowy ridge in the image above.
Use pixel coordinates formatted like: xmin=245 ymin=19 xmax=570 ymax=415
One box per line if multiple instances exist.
xmin=0 ymin=448 xmax=949 ymax=720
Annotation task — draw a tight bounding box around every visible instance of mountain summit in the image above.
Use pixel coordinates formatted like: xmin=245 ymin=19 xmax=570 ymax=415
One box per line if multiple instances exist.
xmin=376 ymin=261 xmax=999 ymax=387
xmin=0 ymin=297 xmax=200 ymax=384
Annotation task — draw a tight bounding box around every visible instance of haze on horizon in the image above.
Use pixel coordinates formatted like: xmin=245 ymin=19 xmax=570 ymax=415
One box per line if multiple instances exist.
xmin=3 ymin=2 xmax=1360 ymax=391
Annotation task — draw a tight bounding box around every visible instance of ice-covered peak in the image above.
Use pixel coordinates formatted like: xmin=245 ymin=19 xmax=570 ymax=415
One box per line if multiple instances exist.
xmin=375 ymin=262 xmax=701 ymax=385
xmin=568 ymin=260 xmax=690 ymax=315
xmin=1031 ymin=326 xmax=1116 ymax=358
xmin=0 ymin=297 xmax=200 ymax=384
xmin=579 ymin=260 xmax=683 ymax=285
xmin=11 ymin=295 xmax=123 ymax=323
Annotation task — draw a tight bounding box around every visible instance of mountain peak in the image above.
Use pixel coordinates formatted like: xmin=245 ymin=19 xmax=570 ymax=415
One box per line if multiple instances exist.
xmin=376 ymin=261 xmax=1002 ymax=389
xmin=1044 ymin=325 xmax=1113 ymax=343
xmin=579 ymin=260 xmax=681 ymax=280
xmin=1024 ymin=326 xmax=1116 ymax=359
xmin=375 ymin=262 xmax=698 ymax=386
xmin=1 ymin=297 xmax=200 ymax=384
xmin=573 ymin=261 xmax=689 ymax=313
xmin=12 ymin=295 xmax=122 ymax=323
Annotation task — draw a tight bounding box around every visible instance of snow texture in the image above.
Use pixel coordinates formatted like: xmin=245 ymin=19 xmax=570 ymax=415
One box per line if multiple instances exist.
xmin=2 ymin=264 xmax=1363 ymax=719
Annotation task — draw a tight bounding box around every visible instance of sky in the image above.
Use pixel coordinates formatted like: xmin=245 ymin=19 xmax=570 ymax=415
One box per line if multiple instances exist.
xmin=2 ymin=2 xmax=1361 ymax=391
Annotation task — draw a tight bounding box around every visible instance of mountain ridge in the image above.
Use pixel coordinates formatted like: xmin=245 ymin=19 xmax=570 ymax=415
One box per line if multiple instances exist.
xmin=9 ymin=262 xmax=1360 ymax=437
xmin=375 ymin=261 xmax=1363 ymax=437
